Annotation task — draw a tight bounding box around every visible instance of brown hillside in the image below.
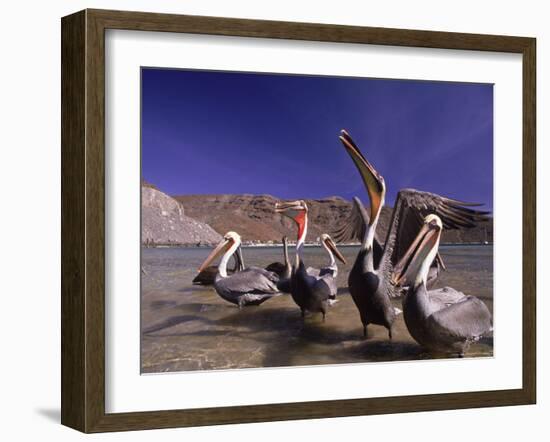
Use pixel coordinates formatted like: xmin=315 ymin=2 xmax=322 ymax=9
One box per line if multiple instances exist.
xmin=174 ymin=194 xmax=492 ymax=244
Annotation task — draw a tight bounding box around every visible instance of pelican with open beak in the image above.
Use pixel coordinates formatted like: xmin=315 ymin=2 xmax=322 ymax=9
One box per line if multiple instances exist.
xmin=334 ymin=129 xmax=490 ymax=339
xmin=275 ymin=200 xmax=309 ymax=267
xmin=396 ymin=215 xmax=493 ymax=357
xmin=198 ymin=231 xmax=281 ymax=308
xmin=275 ymin=200 xmax=345 ymax=321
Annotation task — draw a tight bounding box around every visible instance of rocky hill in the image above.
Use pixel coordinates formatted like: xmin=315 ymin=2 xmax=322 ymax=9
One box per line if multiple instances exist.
xmin=174 ymin=194 xmax=353 ymax=243
xmin=142 ymin=186 xmax=221 ymax=246
xmin=174 ymin=194 xmax=492 ymax=244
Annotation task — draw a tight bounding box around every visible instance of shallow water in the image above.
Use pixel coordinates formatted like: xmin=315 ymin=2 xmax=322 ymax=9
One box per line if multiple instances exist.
xmin=141 ymin=245 xmax=493 ymax=373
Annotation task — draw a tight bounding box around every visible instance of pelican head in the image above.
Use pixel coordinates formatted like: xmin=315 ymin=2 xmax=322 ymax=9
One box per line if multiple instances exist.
xmin=320 ymin=233 xmax=347 ymax=264
xmin=394 ymin=214 xmax=443 ymax=288
xmin=224 ymin=231 xmax=241 ymax=243
xmin=339 ymin=130 xmax=386 ymax=225
xmin=275 ymin=200 xmax=308 ymax=220
xmin=198 ymin=231 xmax=241 ymax=273
xmin=275 ymin=199 xmax=308 ymax=238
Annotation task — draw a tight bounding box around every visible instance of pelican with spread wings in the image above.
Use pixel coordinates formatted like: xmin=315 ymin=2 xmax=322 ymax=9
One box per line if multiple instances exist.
xmin=334 ymin=130 xmax=490 ymax=339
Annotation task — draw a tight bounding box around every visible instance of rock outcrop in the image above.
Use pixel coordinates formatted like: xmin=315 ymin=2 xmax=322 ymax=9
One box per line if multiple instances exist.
xmin=142 ymin=186 xmax=221 ymax=246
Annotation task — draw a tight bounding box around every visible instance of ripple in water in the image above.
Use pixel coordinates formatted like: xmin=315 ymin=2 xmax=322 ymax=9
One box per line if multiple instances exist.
xmin=141 ymin=245 xmax=493 ymax=373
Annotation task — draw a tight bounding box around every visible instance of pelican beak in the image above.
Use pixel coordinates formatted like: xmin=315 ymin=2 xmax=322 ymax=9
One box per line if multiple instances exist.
xmin=275 ymin=200 xmax=307 ymax=226
xmin=276 ymin=200 xmax=308 ymax=243
xmin=275 ymin=200 xmax=307 ymax=216
xmin=198 ymin=238 xmax=233 ymax=272
xmin=339 ymin=130 xmax=385 ymax=224
xmin=325 ymin=236 xmax=347 ymax=264
xmin=394 ymin=221 xmax=442 ymax=286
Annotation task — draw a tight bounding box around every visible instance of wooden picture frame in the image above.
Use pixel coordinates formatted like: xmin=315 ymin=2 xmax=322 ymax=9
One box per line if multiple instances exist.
xmin=61 ymin=8 xmax=536 ymax=433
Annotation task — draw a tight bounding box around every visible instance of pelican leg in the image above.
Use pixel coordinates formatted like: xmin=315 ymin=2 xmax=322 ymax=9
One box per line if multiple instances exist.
xmin=388 ymin=327 xmax=393 ymax=341
xmin=322 ymin=312 xmax=326 ymax=323
xmin=301 ymin=309 xmax=305 ymax=319
xmin=363 ymin=324 xmax=367 ymax=338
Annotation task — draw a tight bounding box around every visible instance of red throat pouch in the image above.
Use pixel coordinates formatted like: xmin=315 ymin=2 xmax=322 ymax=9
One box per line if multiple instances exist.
xmin=295 ymin=211 xmax=306 ymax=240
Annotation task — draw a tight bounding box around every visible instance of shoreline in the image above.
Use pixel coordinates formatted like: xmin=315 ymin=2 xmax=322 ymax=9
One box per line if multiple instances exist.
xmin=142 ymin=242 xmax=493 ymax=249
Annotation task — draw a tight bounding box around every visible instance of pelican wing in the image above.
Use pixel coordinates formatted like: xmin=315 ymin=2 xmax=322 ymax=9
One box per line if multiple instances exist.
xmin=311 ymin=277 xmax=334 ymax=302
xmin=242 ymin=266 xmax=280 ymax=284
xmin=216 ymin=268 xmax=280 ymax=296
xmin=305 ymin=266 xmax=334 ymax=278
xmin=380 ymin=189 xmax=490 ymax=287
xmin=427 ymin=296 xmax=493 ymax=340
xmin=332 ymin=196 xmax=384 ymax=266
xmin=428 ymin=287 xmax=467 ymax=309
xmin=304 ymin=267 xmax=338 ymax=299
xmin=319 ymin=275 xmax=338 ymax=300
xmin=293 ymin=261 xmax=334 ymax=302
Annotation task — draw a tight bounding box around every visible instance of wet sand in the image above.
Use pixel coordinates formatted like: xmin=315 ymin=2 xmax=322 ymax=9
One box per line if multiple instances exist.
xmin=141 ymin=245 xmax=493 ymax=373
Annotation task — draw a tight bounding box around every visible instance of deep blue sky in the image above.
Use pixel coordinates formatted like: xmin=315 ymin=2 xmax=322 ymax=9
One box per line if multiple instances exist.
xmin=142 ymin=68 xmax=493 ymax=210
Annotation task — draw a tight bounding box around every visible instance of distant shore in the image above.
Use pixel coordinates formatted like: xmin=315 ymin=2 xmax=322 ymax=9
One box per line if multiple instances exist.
xmin=142 ymin=241 xmax=493 ymax=249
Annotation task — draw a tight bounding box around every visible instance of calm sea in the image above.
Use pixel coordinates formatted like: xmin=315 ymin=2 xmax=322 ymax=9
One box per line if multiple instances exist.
xmin=141 ymin=245 xmax=493 ymax=373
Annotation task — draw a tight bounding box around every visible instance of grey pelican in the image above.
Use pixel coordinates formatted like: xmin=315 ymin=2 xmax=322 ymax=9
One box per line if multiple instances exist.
xmin=275 ymin=200 xmax=346 ymax=320
xmin=395 ymin=214 xmax=493 ymax=356
xmin=306 ymin=233 xmax=347 ymax=301
xmin=197 ymin=231 xmax=281 ymax=308
xmin=264 ymin=236 xmax=293 ymax=293
xmin=335 ymin=130 xmax=490 ymax=339
xmin=265 ymin=236 xmax=292 ymax=278
xmin=307 ymin=234 xmax=345 ymax=278
xmin=192 ymin=246 xmax=245 ymax=285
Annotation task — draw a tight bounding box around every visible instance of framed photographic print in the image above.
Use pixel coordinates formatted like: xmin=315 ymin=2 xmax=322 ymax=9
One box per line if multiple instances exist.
xmin=61 ymin=9 xmax=536 ymax=433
